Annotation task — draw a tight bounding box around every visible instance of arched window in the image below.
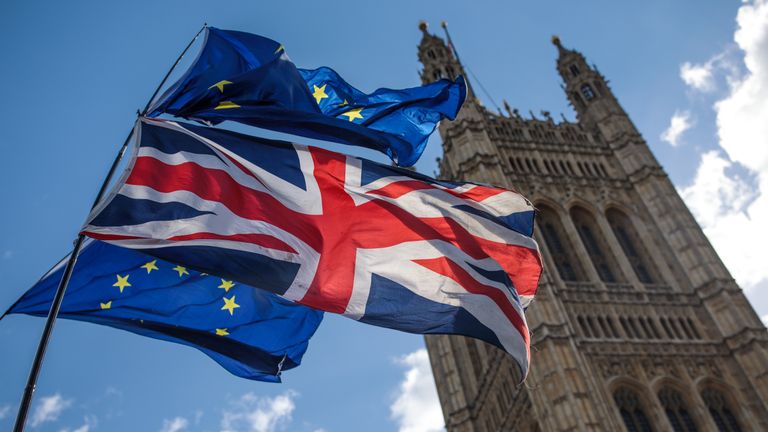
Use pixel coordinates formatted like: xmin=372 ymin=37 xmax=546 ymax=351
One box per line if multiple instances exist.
xmin=658 ymin=388 xmax=698 ymax=432
xmin=578 ymin=316 xmax=591 ymax=337
xmin=569 ymin=64 xmax=581 ymax=77
xmin=646 ymin=318 xmax=661 ymax=339
xmin=571 ymin=207 xmax=622 ymax=283
xmin=543 ymin=159 xmax=552 ymax=174
xmin=606 ymin=209 xmax=658 ymax=284
xmin=633 ymin=318 xmax=648 ymax=338
xmin=565 ymin=161 xmax=576 ymax=175
xmin=593 ymin=163 xmax=602 ymax=177
xmin=620 ymin=317 xmax=634 ymax=338
xmin=577 ymin=161 xmax=586 ymax=176
xmin=613 ymin=388 xmax=653 ymax=432
xmin=537 ymin=205 xmax=585 ymax=282
xmin=532 ymin=159 xmax=542 ymax=173
xmin=660 ymin=318 xmax=674 ymax=339
xmin=581 ymin=83 xmax=596 ymax=100
xmin=669 ymin=319 xmax=684 ymax=339
xmin=701 ymin=388 xmax=743 ymax=432
xmin=638 ymin=319 xmax=652 ymax=339
xmin=678 ymin=319 xmax=694 ymax=339
xmin=686 ymin=319 xmax=701 ymax=338
xmin=587 ymin=316 xmax=601 ymax=338
xmin=607 ymin=316 xmax=619 ymax=338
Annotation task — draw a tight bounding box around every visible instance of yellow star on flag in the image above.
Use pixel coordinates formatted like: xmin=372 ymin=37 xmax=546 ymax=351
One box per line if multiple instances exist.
xmin=341 ymin=107 xmax=364 ymax=122
xmin=339 ymin=99 xmax=349 ymax=107
xmin=173 ymin=265 xmax=189 ymax=277
xmin=312 ymin=84 xmax=329 ymax=104
xmin=112 ymin=274 xmax=131 ymax=293
xmin=140 ymin=260 xmax=159 ymax=274
xmin=208 ymin=80 xmax=233 ymax=93
xmin=218 ymin=279 xmax=235 ymax=292
xmin=215 ymin=328 xmax=229 ymax=336
xmin=274 ymin=44 xmax=285 ymax=54
xmin=214 ymin=101 xmax=240 ymax=110
xmin=221 ymin=296 xmax=240 ymax=316
xmin=100 ymin=301 xmax=112 ymax=310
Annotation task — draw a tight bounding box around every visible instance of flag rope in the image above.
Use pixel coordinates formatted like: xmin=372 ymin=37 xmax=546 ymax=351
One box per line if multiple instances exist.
xmin=11 ymin=23 xmax=208 ymax=432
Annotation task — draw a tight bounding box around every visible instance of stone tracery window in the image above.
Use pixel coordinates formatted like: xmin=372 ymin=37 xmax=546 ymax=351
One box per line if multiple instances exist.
xmin=701 ymin=388 xmax=743 ymax=432
xmin=571 ymin=207 xmax=621 ymax=283
xmin=537 ymin=205 xmax=585 ymax=282
xmin=613 ymin=387 xmax=654 ymax=432
xmin=581 ymin=83 xmax=596 ymax=100
xmin=658 ymin=388 xmax=698 ymax=432
xmin=606 ymin=209 xmax=658 ymax=284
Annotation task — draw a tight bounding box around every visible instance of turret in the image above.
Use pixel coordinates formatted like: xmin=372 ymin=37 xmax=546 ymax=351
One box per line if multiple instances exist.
xmin=553 ymin=36 xmax=637 ymax=143
xmin=418 ymin=21 xmax=476 ymax=101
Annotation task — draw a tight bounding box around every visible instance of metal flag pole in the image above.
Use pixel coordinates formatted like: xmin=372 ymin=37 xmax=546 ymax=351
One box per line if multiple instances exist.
xmin=12 ymin=23 xmax=207 ymax=432
xmin=440 ymin=21 xmax=500 ymax=111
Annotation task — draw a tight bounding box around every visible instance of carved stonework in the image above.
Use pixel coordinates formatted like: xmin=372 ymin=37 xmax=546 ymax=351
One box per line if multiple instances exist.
xmin=641 ymin=358 xmax=679 ymax=379
xmin=598 ymin=358 xmax=637 ymax=379
xmin=686 ymin=359 xmax=722 ymax=380
xmin=418 ymin=25 xmax=768 ymax=432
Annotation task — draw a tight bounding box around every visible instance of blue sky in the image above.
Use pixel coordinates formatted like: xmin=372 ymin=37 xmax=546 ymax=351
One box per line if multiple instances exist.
xmin=1 ymin=1 xmax=766 ymax=431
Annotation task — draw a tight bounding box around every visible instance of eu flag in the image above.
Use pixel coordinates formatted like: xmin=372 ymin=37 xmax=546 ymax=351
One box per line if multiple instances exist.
xmin=4 ymin=240 xmax=323 ymax=382
xmin=148 ymin=27 xmax=466 ymax=167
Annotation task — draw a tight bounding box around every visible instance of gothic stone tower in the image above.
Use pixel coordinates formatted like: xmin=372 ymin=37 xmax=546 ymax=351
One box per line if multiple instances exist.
xmin=418 ymin=23 xmax=768 ymax=432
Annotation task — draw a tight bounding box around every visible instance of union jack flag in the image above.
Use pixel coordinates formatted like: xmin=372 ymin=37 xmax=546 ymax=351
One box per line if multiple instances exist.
xmin=83 ymin=118 xmax=542 ymax=376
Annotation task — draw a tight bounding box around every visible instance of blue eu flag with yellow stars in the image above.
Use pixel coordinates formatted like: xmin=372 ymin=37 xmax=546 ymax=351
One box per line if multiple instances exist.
xmin=4 ymin=240 xmax=323 ymax=382
xmin=148 ymin=27 xmax=466 ymax=167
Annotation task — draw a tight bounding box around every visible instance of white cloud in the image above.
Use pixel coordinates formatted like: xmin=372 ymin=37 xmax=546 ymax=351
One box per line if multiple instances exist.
xmin=0 ymin=404 xmax=11 ymax=419
xmin=762 ymin=314 xmax=768 ymax=326
xmin=60 ymin=415 xmax=97 ymax=432
xmin=160 ymin=416 xmax=189 ymax=432
xmin=680 ymin=0 xmax=768 ymax=292
xmin=680 ymin=151 xmax=756 ymax=226
xmin=660 ymin=110 xmax=694 ymax=146
xmin=681 ymin=62 xmax=716 ymax=92
xmin=220 ymin=391 xmax=296 ymax=432
xmin=390 ymin=349 xmax=444 ymax=432
xmin=680 ymin=152 xmax=765 ymax=288
xmin=716 ymin=0 xmax=768 ymax=174
xmin=30 ymin=393 xmax=72 ymax=427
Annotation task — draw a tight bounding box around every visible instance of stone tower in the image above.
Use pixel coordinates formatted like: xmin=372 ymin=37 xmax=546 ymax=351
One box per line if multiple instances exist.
xmin=418 ymin=23 xmax=768 ymax=432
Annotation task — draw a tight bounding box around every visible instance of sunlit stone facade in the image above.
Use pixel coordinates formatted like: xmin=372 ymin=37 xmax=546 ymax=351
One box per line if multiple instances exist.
xmin=418 ymin=23 xmax=768 ymax=432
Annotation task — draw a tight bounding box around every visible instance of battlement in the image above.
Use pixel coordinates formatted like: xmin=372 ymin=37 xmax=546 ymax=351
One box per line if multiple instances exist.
xmin=482 ymin=109 xmax=602 ymax=148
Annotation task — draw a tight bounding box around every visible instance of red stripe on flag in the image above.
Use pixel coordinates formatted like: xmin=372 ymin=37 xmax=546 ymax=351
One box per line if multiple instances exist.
xmin=413 ymin=256 xmax=530 ymax=351
xmin=166 ymin=232 xmax=298 ymax=254
xmin=81 ymin=232 xmax=144 ymax=241
xmin=125 ymin=156 xmax=323 ymax=250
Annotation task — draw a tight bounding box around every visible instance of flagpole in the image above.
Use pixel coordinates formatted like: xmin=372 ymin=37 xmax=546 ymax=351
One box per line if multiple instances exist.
xmin=12 ymin=23 xmax=207 ymax=432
